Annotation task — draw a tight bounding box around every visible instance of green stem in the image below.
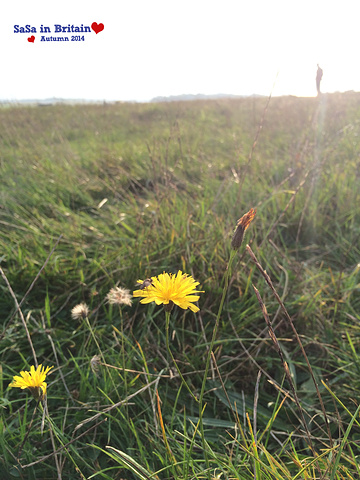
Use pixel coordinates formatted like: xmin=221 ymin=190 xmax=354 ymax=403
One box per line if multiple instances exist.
xmin=120 ymin=307 xmax=129 ymax=421
xmin=84 ymin=316 xmax=105 ymax=366
xmin=198 ymin=248 xmax=237 ymax=475
xmin=165 ymin=310 xmax=199 ymax=403
xmin=84 ymin=316 xmax=118 ymax=397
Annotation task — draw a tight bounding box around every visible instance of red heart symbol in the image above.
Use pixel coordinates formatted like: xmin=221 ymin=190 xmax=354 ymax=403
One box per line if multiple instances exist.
xmin=91 ymin=22 xmax=104 ymax=34
xmin=28 ymin=35 xmax=35 ymax=43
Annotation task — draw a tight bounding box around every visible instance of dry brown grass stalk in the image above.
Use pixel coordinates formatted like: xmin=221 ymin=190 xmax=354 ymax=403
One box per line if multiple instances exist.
xmin=246 ymin=244 xmax=333 ymax=451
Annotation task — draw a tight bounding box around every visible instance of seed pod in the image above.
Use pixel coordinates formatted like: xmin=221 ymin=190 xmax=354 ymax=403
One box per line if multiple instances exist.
xmin=231 ymin=208 xmax=256 ymax=250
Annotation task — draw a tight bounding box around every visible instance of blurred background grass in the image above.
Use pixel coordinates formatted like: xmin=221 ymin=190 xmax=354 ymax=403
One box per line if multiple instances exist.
xmin=1 ymin=93 xmax=360 ymax=478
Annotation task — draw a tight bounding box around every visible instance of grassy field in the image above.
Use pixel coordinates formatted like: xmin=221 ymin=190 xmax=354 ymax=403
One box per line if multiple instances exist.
xmin=1 ymin=92 xmax=360 ymax=479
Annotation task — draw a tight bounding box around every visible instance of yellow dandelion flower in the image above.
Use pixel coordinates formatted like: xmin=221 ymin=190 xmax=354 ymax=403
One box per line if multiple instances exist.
xmin=133 ymin=270 xmax=203 ymax=313
xmin=9 ymin=364 xmax=53 ymax=400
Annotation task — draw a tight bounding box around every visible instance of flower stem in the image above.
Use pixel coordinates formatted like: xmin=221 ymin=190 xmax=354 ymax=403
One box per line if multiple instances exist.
xmin=84 ymin=316 xmax=119 ymax=397
xmin=165 ymin=310 xmax=199 ymax=403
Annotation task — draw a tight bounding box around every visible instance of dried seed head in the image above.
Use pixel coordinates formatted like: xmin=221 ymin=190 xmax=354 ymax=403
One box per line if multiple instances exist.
xmin=231 ymin=208 xmax=256 ymax=250
xmin=106 ymin=287 xmax=132 ymax=306
xmin=90 ymin=355 xmax=101 ymax=374
xmin=71 ymin=303 xmax=90 ymax=320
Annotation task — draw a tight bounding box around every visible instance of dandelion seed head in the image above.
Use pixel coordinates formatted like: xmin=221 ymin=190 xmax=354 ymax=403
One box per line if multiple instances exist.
xmin=106 ymin=287 xmax=132 ymax=306
xmin=71 ymin=303 xmax=90 ymax=320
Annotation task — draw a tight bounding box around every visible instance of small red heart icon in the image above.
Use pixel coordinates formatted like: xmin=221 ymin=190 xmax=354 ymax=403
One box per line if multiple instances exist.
xmin=91 ymin=22 xmax=104 ymax=34
xmin=28 ymin=35 xmax=35 ymax=43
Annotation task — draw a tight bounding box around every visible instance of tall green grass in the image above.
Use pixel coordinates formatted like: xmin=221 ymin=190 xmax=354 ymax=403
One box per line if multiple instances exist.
xmin=1 ymin=93 xmax=360 ymax=478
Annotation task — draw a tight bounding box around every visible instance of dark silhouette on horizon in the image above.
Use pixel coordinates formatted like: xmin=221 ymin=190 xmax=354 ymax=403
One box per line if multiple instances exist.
xmin=316 ymin=64 xmax=323 ymax=95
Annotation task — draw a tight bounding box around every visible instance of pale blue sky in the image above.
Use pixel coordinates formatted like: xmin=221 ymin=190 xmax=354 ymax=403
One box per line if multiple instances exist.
xmin=2 ymin=0 xmax=359 ymax=101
